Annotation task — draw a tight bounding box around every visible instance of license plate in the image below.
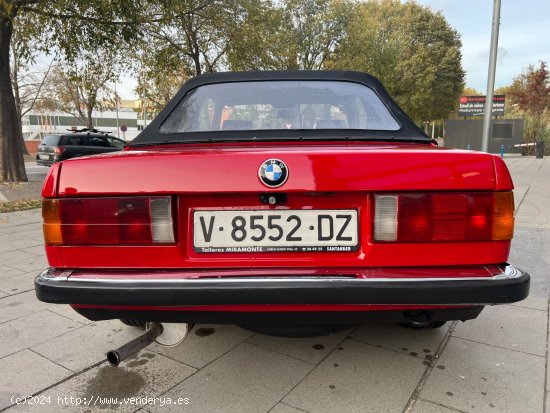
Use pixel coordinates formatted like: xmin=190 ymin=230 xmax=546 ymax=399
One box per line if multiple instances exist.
xmin=39 ymin=154 xmax=50 ymax=160
xmin=193 ymin=210 xmax=358 ymax=253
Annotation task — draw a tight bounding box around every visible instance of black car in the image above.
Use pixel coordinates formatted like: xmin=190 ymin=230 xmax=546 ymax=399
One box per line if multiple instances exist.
xmin=36 ymin=129 xmax=126 ymax=166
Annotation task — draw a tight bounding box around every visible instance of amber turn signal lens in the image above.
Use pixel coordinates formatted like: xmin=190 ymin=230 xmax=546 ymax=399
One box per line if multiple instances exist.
xmin=492 ymin=192 xmax=514 ymax=240
xmin=42 ymin=199 xmax=62 ymax=245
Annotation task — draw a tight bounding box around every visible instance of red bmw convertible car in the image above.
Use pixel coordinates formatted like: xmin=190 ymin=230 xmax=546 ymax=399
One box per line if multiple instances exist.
xmin=35 ymin=71 xmax=529 ymax=338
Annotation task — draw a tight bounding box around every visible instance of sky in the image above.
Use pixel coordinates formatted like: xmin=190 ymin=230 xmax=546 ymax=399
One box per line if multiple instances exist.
xmin=416 ymin=0 xmax=550 ymax=92
xmin=116 ymin=0 xmax=550 ymax=99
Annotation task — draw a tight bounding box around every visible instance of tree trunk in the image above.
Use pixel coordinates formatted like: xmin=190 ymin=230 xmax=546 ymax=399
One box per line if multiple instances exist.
xmin=86 ymin=106 xmax=93 ymax=129
xmin=10 ymin=48 xmax=29 ymax=156
xmin=0 ymin=16 xmax=27 ymax=182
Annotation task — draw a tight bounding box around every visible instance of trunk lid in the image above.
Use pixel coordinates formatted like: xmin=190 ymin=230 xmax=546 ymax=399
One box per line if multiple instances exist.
xmin=51 ymin=142 xmax=511 ymax=270
xmin=57 ymin=142 xmax=498 ymax=195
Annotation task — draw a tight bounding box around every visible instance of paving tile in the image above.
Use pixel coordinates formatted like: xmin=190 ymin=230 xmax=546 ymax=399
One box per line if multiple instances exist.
xmin=151 ymin=324 xmax=253 ymax=369
xmin=411 ymin=399 xmax=459 ymax=413
xmin=0 ymin=215 xmax=41 ymax=230
xmin=0 ymin=249 xmax=40 ymax=267
xmin=0 ymin=290 xmax=48 ymax=323
xmin=7 ymin=353 xmax=195 ymax=413
xmin=511 ymin=293 xmax=548 ymax=311
xmin=547 ymin=327 xmax=550 ymax=393
xmin=0 ymin=310 xmax=81 ymax=358
xmin=246 ymin=327 xmax=353 ymax=364
xmin=270 ymin=402 xmax=309 ymax=413
xmin=351 ymin=323 xmax=449 ymax=360
xmin=421 ymin=337 xmax=545 ymax=413
xmin=5 ymin=254 xmax=48 ymax=273
xmin=0 ymin=264 xmax=24 ymax=281
xmin=453 ymin=305 xmax=547 ymax=356
xmin=0 ymin=238 xmax=44 ymax=253
xmin=0 ymin=271 xmax=37 ymax=296
xmin=0 ymin=349 xmax=72 ymax=410
xmin=45 ymin=304 xmax=93 ymax=325
xmin=283 ymin=339 xmax=426 ymax=413
xmin=20 ymin=245 xmax=47 ymax=256
xmin=32 ymin=319 xmax=146 ymax=372
xmin=152 ymin=342 xmax=313 ymax=413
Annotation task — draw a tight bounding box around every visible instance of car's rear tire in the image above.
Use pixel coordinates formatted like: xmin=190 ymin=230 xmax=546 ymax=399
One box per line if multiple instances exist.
xmin=239 ymin=324 xmax=355 ymax=338
xmin=399 ymin=320 xmax=447 ymax=330
xmin=120 ymin=319 xmax=147 ymax=329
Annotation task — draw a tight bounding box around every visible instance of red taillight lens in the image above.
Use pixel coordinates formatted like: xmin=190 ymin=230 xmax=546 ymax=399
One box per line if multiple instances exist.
xmin=43 ymin=196 xmax=175 ymax=245
xmin=373 ymin=192 xmax=514 ymax=243
xmin=54 ymin=147 xmax=65 ymax=155
xmin=397 ymin=194 xmax=431 ymax=242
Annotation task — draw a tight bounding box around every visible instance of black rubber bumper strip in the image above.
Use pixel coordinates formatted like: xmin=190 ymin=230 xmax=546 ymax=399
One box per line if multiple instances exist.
xmin=35 ymin=266 xmax=530 ymax=306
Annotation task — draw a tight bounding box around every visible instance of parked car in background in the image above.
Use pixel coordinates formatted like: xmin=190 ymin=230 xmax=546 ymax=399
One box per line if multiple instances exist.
xmin=36 ymin=71 xmax=529 ymax=343
xmin=36 ymin=129 xmax=125 ymax=166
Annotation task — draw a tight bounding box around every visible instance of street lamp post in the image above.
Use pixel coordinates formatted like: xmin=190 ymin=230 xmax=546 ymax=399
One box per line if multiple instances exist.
xmin=481 ymin=0 xmax=502 ymax=153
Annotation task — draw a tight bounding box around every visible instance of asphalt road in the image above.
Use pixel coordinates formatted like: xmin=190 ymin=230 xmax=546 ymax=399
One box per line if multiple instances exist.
xmin=25 ymin=162 xmax=49 ymax=183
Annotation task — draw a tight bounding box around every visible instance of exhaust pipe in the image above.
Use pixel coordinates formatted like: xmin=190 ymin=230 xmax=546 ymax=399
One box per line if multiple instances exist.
xmin=107 ymin=323 xmax=163 ymax=367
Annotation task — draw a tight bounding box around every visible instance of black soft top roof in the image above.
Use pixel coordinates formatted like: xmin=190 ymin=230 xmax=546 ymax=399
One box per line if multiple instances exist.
xmin=132 ymin=70 xmax=430 ymax=146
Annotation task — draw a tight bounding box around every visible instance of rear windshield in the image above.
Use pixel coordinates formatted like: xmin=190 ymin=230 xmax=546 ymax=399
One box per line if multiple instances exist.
xmin=160 ymin=81 xmax=400 ymax=133
xmin=42 ymin=135 xmax=60 ymax=146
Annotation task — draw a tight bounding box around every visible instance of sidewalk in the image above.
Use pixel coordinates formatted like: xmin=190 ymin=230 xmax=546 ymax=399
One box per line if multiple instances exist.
xmin=0 ymin=182 xmax=42 ymax=203
xmin=0 ymin=158 xmax=45 ymax=204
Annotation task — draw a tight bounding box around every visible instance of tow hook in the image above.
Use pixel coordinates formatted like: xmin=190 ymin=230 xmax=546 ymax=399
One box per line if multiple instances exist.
xmin=107 ymin=322 xmax=190 ymax=367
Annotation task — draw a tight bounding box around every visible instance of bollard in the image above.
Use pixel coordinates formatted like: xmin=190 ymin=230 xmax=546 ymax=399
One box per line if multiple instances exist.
xmin=500 ymin=144 xmax=504 ymax=158
xmin=536 ymin=141 xmax=544 ymax=159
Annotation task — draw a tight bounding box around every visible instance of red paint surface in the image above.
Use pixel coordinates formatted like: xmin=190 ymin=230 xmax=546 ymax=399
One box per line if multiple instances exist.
xmin=71 ymin=303 xmax=467 ymax=312
xmin=44 ymin=142 xmax=514 ymax=269
xmin=41 ymin=162 xmax=61 ymax=198
xmin=57 ymin=142 xmax=500 ymax=195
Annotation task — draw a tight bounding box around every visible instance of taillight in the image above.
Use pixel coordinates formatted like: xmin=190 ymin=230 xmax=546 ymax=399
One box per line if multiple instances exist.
xmin=373 ymin=192 xmax=514 ymax=243
xmin=54 ymin=147 xmax=65 ymax=155
xmin=43 ymin=196 xmax=175 ymax=245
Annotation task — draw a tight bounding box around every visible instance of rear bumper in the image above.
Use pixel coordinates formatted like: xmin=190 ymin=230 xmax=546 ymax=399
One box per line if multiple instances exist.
xmin=35 ymin=265 xmax=529 ymax=307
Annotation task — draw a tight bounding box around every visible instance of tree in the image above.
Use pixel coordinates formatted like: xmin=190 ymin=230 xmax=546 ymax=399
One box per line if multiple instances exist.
xmin=225 ymin=1 xmax=294 ymax=70
xmin=508 ymin=61 xmax=550 ymax=134
xmin=0 ymin=0 xmax=196 ymax=182
xmin=135 ymin=66 xmax=187 ymax=118
xmin=10 ymin=14 xmax=56 ymax=149
xmin=40 ymin=52 xmax=119 ymax=129
xmin=327 ymin=0 xmax=464 ymax=124
xmin=1 ymin=4 xmax=28 ymax=181
xmin=135 ymin=0 xmax=282 ymax=109
xmin=462 ymin=87 xmax=482 ymax=96
xmin=281 ymin=0 xmax=348 ymax=70
xmin=140 ymin=0 xmax=241 ymax=77
xmin=228 ymin=0 xmax=349 ymax=71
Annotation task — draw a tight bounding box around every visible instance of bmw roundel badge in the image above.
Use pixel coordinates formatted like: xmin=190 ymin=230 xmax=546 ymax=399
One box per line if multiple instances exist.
xmin=259 ymin=159 xmax=288 ymax=188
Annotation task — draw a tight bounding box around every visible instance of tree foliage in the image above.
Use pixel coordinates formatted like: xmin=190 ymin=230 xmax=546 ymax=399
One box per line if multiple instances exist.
xmin=39 ymin=53 xmax=118 ymax=128
xmin=0 ymin=0 xmax=200 ymax=181
xmin=508 ymin=61 xmax=550 ymax=148
xmin=462 ymin=87 xmax=482 ymax=96
xmin=327 ymin=0 xmax=464 ymax=123
xmin=508 ymin=61 xmax=550 ymax=122
xmin=2 ymin=0 xmax=468 ymax=181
